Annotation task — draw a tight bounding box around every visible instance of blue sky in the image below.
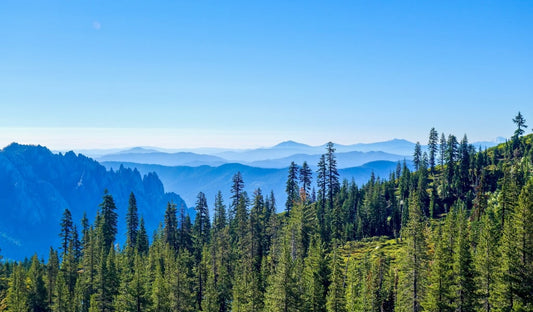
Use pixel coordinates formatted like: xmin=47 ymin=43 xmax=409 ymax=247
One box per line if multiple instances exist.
xmin=1 ymin=1 xmax=532 ymax=149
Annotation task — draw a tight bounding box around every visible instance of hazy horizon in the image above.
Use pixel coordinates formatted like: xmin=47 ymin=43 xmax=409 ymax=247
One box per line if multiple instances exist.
xmin=0 ymin=126 xmax=507 ymax=152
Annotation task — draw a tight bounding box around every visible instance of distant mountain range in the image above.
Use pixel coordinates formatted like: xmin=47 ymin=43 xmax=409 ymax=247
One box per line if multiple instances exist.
xmin=98 ymin=151 xmax=227 ymax=167
xmin=247 ymin=151 xmax=408 ymax=169
xmin=0 ymin=143 xmax=188 ymax=260
xmin=98 ymin=149 xmax=408 ymax=169
xmin=102 ymin=160 xmax=413 ymax=213
xmin=93 ymin=138 xmax=505 ymax=168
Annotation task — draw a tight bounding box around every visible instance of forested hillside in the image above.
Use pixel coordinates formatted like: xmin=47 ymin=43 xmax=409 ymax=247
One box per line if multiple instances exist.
xmin=0 ymin=118 xmax=532 ymax=311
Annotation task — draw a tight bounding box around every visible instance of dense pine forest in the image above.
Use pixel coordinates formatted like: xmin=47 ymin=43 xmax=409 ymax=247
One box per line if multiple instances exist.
xmin=1 ymin=114 xmax=533 ymax=312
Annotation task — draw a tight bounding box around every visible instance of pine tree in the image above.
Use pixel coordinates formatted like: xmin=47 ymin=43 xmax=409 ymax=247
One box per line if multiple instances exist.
xmin=213 ymin=191 xmax=227 ymax=233
xmin=444 ymin=135 xmax=459 ymax=205
xmin=6 ymin=263 xmax=28 ymax=312
xmin=326 ymin=142 xmax=340 ymax=205
xmin=263 ymin=237 xmax=302 ymax=312
xmin=299 ymin=161 xmax=313 ymax=201
xmin=210 ymin=227 xmax=233 ymax=312
xmin=46 ymin=248 xmax=59 ymax=308
xmin=512 ymin=111 xmax=528 ymax=138
xmin=106 ymin=246 xmax=119 ymax=309
xmin=452 ymin=208 xmax=477 ymax=312
xmin=231 ymin=191 xmax=264 ymax=312
xmin=514 ymin=177 xmax=533 ymax=309
xmin=114 ymin=252 xmax=133 ymax=312
xmin=370 ymin=252 xmax=394 ymax=312
xmin=493 ymin=199 xmax=520 ymax=312
xmin=233 ymin=193 xmax=250 ymax=247
xmin=60 ymin=243 xmax=78 ymax=309
xmin=230 ymin=172 xmax=245 ymax=221
xmin=115 ymin=251 xmax=150 ymax=312
xmin=150 ymin=246 xmax=171 ymax=312
xmin=91 ymin=246 xmax=118 ymax=312
xmin=317 ymin=154 xmax=327 ymax=204
xmin=286 ymin=161 xmax=300 ymax=215
xmin=345 ymin=251 xmax=395 ymax=312
xmin=498 ymin=165 xmax=520 ymax=232
xmin=326 ymin=244 xmax=346 ymax=312
xmin=302 ymin=235 xmax=328 ymax=312
xmin=193 ymin=192 xmax=210 ymax=310
xmin=457 ymin=135 xmax=471 ymax=199
xmin=417 ymin=163 xmax=430 ymax=217
xmin=264 ymin=190 xmax=280 ymax=257
xmin=59 ymin=208 xmax=73 ymax=256
xmin=54 ymin=269 xmax=69 ymax=312
xmin=179 ymin=204 xmax=193 ymax=252
xmin=98 ymin=190 xmax=118 ymax=250
xmin=345 ymin=256 xmax=365 ymax=312
xmin=193 ymin=192 xmax=211 ymax=249
xmin=317 ymin=154 xmax=328 ymax=242
xmin=27 ymin=255 xmax=48 ymax=312
xmin=330 ymin=186 xmax=348 ymax=241
xmin=250 ymin=188 xmax=265 ymax=265
xmin=423 ymin=216 xmax=454 ymax=312
xmin=413 ymin=142 xmax=422 ymax=171
xmin=136 ymin=217 xmax=149 ymax=255
xmin=439 ymin=133 xmax=447 ymax=168
xmin=164 ymin=202 xmax=178 ymax=250
xmin=428 ymin=128 xmax=439 ymax=172
xmin=232 ymin=252 xmax=264 ymax=312
xmin=398 ymin=192 xmax=428 ymax=312
xmin=126 ymin=192 xmax=139 ymax=249
xmin=78 ymin=225 xmax=96 ymax=312
xmin=202 ymin=243 xmax=220 ymax=312
xmin=71 ymin=224 xmax=82 ymax=264
xmin=81 ymin=211 xmax=90 ymax=252
xmin=231 ymin=260 xmax=253 ymax=312
xmin=474 ymin=202 xmax=499 ymax=312
xmin=286 ymin=200 xmax=307 ymax=265
xmin=301 ymin=200 xmax=318 ymax=257
xmin=170 ymin=249 xmax=196 ymax=312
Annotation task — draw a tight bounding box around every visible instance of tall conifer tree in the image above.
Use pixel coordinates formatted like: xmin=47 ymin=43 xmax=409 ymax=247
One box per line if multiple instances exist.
xmin=326 ymin=244 xmax=347 ymax=312
xmin=299 ymin=161 xmax=313 ymax=201
xmin=164 ymin=202 xmax=178 ymax=250
xmin=286 ymin=161 xmax=300 ymax=215
xmin=230 ymin=172 xmax=245 ymax=221
xmin=98 ymin=190 xmax=118 ymax=250
xmin=59 ymin=208 xmax=73 ymax=256
xmin=126 ymin=192 xmax=139 ymax=249
xmin=428 ymin=128 xmax=439 ymax=172
xmin=398 ymin=192 xmax=428 ymax=312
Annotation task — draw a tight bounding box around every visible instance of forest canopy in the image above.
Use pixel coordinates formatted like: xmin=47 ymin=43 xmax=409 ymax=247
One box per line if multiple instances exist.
xmin=0 ymin=113 xmax=532 ymax=312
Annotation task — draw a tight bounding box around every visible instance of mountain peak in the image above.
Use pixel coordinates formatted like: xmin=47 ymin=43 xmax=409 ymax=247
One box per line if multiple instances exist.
xmin=389 ymin=138 xmax=413 ymax=143
xmin=119 ymin=147 xmax=159 ymax=154
xmin=273 ymin=140 xmax=309 ymax=148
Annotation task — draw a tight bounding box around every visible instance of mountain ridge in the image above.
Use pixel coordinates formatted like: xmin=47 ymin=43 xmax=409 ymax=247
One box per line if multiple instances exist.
xmin=0 ymin=143 xmax=190 ymax=260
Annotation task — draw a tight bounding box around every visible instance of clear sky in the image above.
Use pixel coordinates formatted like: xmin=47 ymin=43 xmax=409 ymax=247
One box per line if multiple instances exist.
xmin=1 ymin=1 xmax=532 ymax=149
